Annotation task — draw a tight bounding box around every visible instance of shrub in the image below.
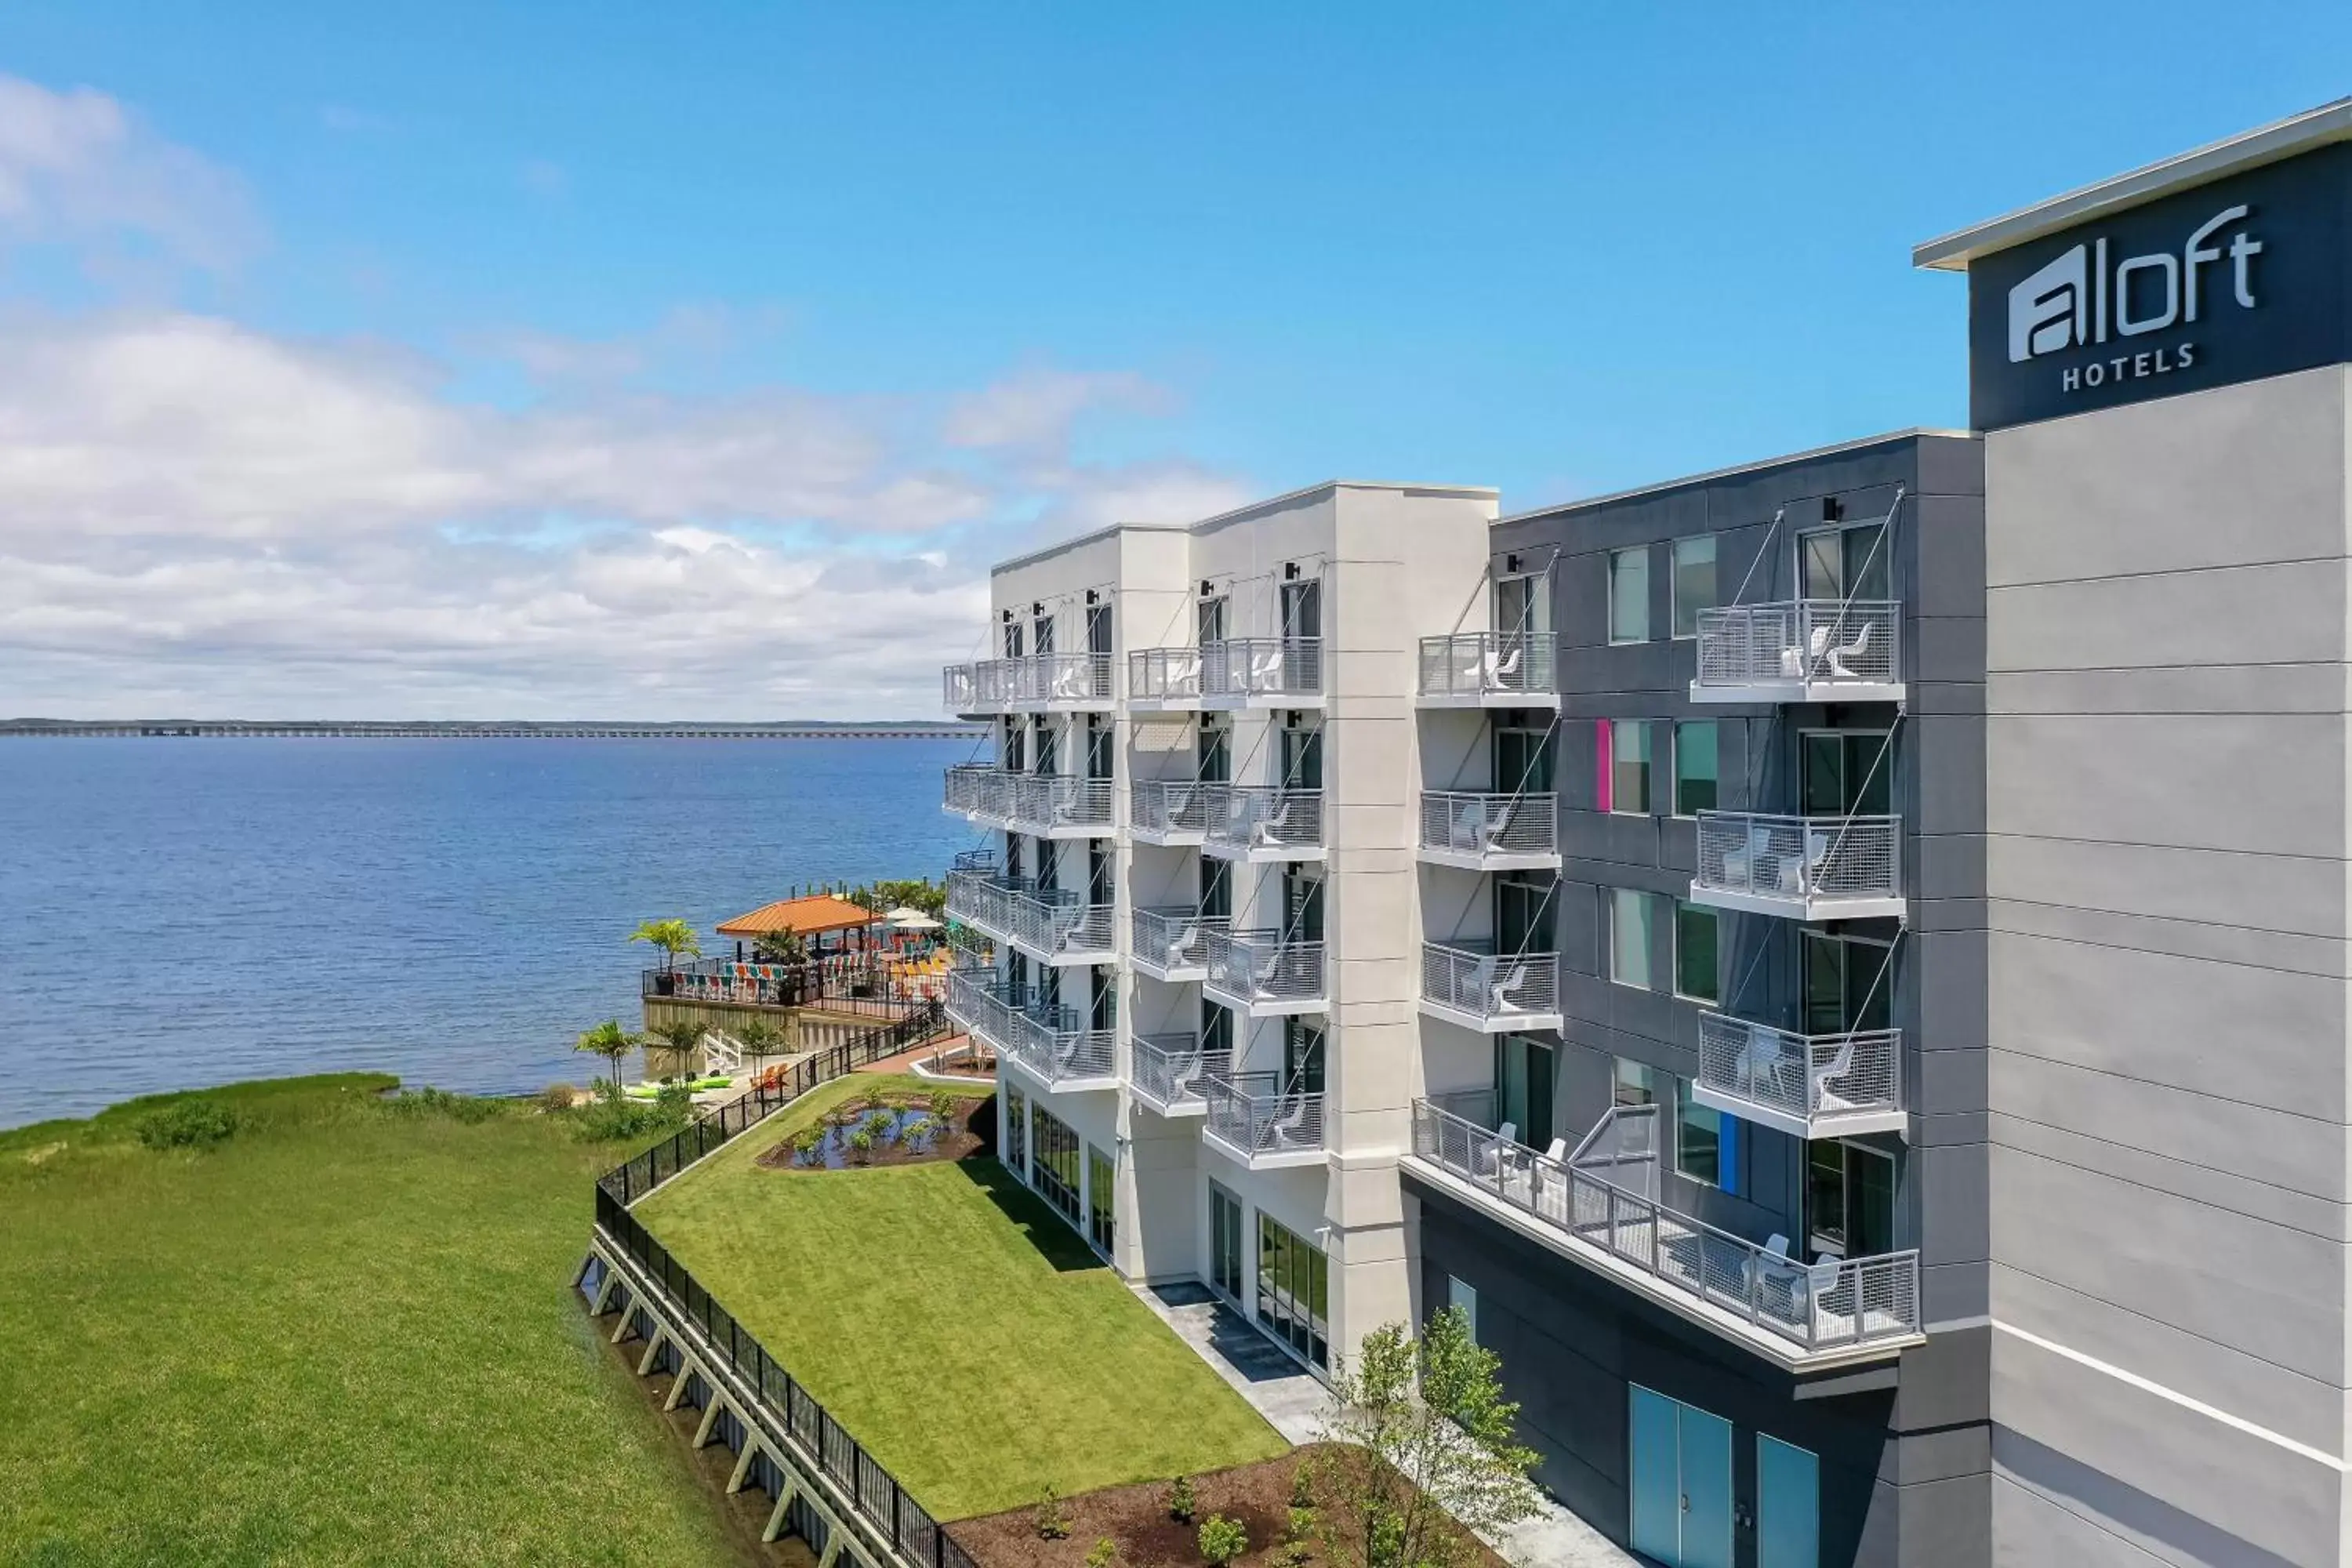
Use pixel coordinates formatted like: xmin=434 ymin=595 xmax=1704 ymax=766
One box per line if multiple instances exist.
xmin=654 ymin=1081 xmax=695 ymax=1121
xmin=1284 ymin=1504 xmax=1317 ymax=1552
xmin=1084 ymin=1537 xmax=1120 ymax=1568
xmin=536 ymin=1083 xmax=579 ymax=1114
xmin=861 ymin=1107 xmax=896 ymax=1142
xmin=1272 ymin=1544 xmax=1312 ymax=1567
xmin=134 ymin=1100 xmax=240 ymax=1151
xmin=791 ymin=1123 xmax=827 ymax=1163
xmin=570 ymin=1095 xmax=670 ymax=1142
xmin=1167 ymin=1473 xmax=1196 ymax=1524
xmin=848 ymin=1127 xmax=876 ymax=1165
xmin=928 ymin=1088 xmax=956 ymax=1126
xmin=1198 ymin=1514 xmax=1248 ymax=1565
xmin=1290 ymin=1457 xmax=1319 ymax=1509
xmin=1033 ymin=1484 xmax=1071 ymax=1541
xmin=379 ymin=1087 xmax=501 ymax=1124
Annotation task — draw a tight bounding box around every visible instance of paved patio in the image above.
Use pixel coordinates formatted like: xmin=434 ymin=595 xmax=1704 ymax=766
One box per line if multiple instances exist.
xmin=1130 ymin=1281 xmax=1639 ymax=1568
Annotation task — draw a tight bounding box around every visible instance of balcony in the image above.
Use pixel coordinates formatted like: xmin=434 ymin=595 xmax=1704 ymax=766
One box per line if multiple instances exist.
xmin=1201 ymin=1069 xmax=1327 ymax=1169
xmin=944 ymin=868 xmax=1117 ymax=965
xmin=1417 ymin=789 xmax=1559 ymax=872
xmin=1204 ymin=786 xmax=1325 ymax=864
xmin=943 ymin=766 xmax=1112 ymax=837
xmin=1417 ymin=632 xmax=1560 ymax=709
xmin=1690 ymin=601 xmax=1903 ymax=705
xmin=1419 ymin=941 xmax=1563 ymax=1033
xmin=1694 ymin=1013 xmax=1906 ymax=1140
xmin=941 ymin=652 xmax=1115 ymax=717
xmin=1130 ymin=907 xmax=1225 ymax=982
xmin=1130 ymin=779 xmax=1214 ymax=846
xmin=946 ymin=971 xmax=1116 ymax=1092
xmin=1690 ymin=811 xmax=1904 ymax=921
xmin=1201 ymin=928 xmax=1327 ymax=1016
xmin=1130 ymin=1033 xmax=1209 ymax=1117
xmin=1127 ymin=647 xmax=1204 ymax=713
xmin=1406 ymin=1099 xmax=1922 ymax=1367
xmin=1201 ymin=637 xmax=1323 ymax=710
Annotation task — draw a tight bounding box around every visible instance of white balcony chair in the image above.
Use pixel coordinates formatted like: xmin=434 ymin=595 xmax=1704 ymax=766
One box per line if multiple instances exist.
xmin=1269 ymin=1093 xmax=1313 ymax=1150
xmin=1251 ymin=794 xmax=1297 ymax=848
xmin=1481 ymin=641 xmax=1523 ymax=690
xmin=1248 ymin=645 xmax=1285 ymax=689
xmin=1451 ymin=796 xmax=1489 ymax=854
xmin=1780 ymin=623 xmax=1834 ymax=680
xmin=1473 ymin=1121 xmax=1519 ymax=1178
xmin=1169 ymin=1051 xmax=1203 ymax=1102
xmin=1826 ymin=621 xmax=1875 ymax=680
xmin=1742 ymin=1023 xmax=1789 ymax=1105
xmin=1050 ymin=662 xmax=1083 ymax=699
xmin=1801 ymin=1258 xmax=1847 ymax=1329
xmin=1490 ymin=963 xmax=1534 ymax=1017
xmin=1811 ymin=1035 xmax=1859 ymax=1112
xmin=1167 ymin=921 xmax=1205 ymax=971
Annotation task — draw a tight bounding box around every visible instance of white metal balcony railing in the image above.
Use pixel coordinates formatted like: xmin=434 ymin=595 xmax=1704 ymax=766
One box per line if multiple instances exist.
xmin=1202 ymin=1069 xmax=1326 ymax=1163
xmin=1127 ymin=646 xmax=1204 ymax=706
xmin=1691 ymin=811 xmax=1902 ymax=916
xmin=1420 ymin=941 xmax=1562 ymax=1029
xmin=1202 ymin=927 xmax=1327 ymax=1011
xmin=943 ymin=868 xmax=1116 ymax=960
xmin=1202 ymin=637 xmax=1323 ymax=703
xmin=1408 ymin=1098 xmax=1922 ymax=1357
xmin=1417 ymin=632 xmax=1560 ymax=703
xmin=1130 ymin=778 xmax=1216 ymax=842
xmin=1695 ymin=1013 xmax=1904 ymax=1138
xmin=1417 ymin=789 xmax=1559 ymax=866
xmin=1130 ymin=907 xmax=1226 ymax=978
xmin=1691 ymin=601 xmax=1901 ymax=699
xmin=941 ymin=652 xmax=1113 ymax=713
xmin=1206 ymin=786 xmax=1324 ymax=858
xmin=1130 ymin=1033 xmax=1209 ymax=1115
xmin=945 ymin=970 xmax=1114 ymax=1087
xmin=971 ymin=772 xmax=1112 ymax=833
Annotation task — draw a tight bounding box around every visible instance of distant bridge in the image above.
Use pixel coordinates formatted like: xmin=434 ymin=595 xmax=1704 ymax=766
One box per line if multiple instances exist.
xmin=2 ymin=721 xmax=982 ymax=741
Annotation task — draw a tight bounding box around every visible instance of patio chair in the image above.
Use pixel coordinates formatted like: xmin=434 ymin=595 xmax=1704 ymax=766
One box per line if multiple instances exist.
xmin=1490 ymin=963 xmax=1534 ymax=1017
xmin=1472 ymin=1122 xmax=1519 ymax=1179
xmin=1811 ymin=1035 xmax=1859 ymax=1112
xmin=1450 ymin=795 xmax=1488 ymax=854
xmin=1801 ymin=1258 xmax=1847 ymax=1327
xmin=1742 ymin=1023 xmax=1789 ymax=1104
xmin=1779 ymin=622 xmax=1834 ymax=680
xmin=1167 ymin=920 xmax=1206 ymax=971
xmin=1169 ymin=1051 xmax=1204 ymax=1102
xmin=1251 ymin=793 xmax=1298 ymax=848
xmin=1269 ymin=1093 xmax=1314 ymax=1150
xmin=1827 ymin=620 xmax=1875 ymax=681
xmin=1249 ymin=644 xmax=1287 ymax=690
xmin=1480 ymin=641 xmax=1523 ymax=690
xmin=1168 ymin=650 xmax=1200 ymax=692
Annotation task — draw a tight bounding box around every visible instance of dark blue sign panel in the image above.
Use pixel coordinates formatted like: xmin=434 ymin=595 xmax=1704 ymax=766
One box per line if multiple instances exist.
xmin=1967 ymin=143 xmax=2352 ymax=430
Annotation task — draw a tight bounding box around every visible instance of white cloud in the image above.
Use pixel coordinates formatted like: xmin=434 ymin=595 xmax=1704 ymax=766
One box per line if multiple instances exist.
xmin=0 ymin=310 xmax=1249 ymax=718
xmin=945 ymin=366 xmax=1169 ymax=452
xmin=0 ymin=74 xmax=260 ymax=269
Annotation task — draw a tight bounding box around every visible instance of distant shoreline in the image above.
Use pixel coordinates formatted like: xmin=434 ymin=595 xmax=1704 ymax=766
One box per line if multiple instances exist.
xmin=2 ymin=720 xmax=982 ymax=740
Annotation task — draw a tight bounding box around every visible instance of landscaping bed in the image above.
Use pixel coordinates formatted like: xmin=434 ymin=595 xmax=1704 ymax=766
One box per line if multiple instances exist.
xmin=946 ymin=1444 xmax=1509 ymax=1568
xmin=753 ymin=1090 xmax=990 ymax=1171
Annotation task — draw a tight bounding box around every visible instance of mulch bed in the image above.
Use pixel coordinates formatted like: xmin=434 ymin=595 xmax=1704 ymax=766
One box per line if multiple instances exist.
xmin=753 ymin=1094 xmax=993 ymax=1172
xmin=945 ymin=1444 xmax=1509 ymax=1568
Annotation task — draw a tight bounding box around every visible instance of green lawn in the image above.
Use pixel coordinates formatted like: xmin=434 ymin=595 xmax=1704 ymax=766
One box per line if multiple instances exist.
xmin=633 ymin=1073 xmax=1288 ymax=1520
xmin=0 ymin=1077 xmax=741 ymax=1568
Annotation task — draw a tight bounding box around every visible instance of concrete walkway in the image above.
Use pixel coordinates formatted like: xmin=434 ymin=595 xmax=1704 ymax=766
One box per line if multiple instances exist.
xmin=1131 ymin=1280 xmax=1640 ymax=1568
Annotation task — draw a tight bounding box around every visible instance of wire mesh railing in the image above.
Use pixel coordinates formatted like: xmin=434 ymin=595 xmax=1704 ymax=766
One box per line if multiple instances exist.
xmin=1206 ymin=786 xmax=1323 ymax=855
xmin=1693 ymin=811 xmax=1902 ymax=906
xmin=1201 ymin=927 xmax=1326 ymax=1009
xmin=1201 ymin=1069 xmax=1326 ymax=1160
xmin=1130 ymin=907 xmax=1226 ymax=975
xmin=1417 ymin=632 xmax=1559 ymax=701
xmin=1130 ymin=778 xmax=1216 ymax=840
xmin=1127 ymin=646 xmax=1204 ymax=703
xmin=1420 ymin=941 xmax=1560 ymax=1023
xmin=1693 ymin=600 xmax=1900 ymax=692
xmin=1695 ymin=1013 xmax=1903 ymax=1126
xmin=1130 ymin=1033 xmax=1208 ymax=1114
xmin=1417 ymin=789 xmax=1556 ymax=861
xmin=944 ymin=869 xmax=1116 ymax=959
xmin=1203 ymin=637 xmax=1323 ymax=701
xmin=1408 ymin=1098 xmax=1920 ymax=1354
xmin=944 ymin=970 xmax=1114 ymax=1087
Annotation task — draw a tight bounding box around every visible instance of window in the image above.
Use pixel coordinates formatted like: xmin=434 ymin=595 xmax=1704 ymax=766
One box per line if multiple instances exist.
xmin=1196 ymin=717 xmax=1230 ymax=784
xmin=1256 ymin=1213 xmax=1330 ymax=1368
xmin=1800 ymin=728 xmax=1893 ymax=817
xmin=1494 ymin=1034 xmax=1555 ymax=1150
xmin=1802 ymin=932 xmax=1894 ymax=1036
xmin=1196 ymin=593 xmax=1228 ymax=647
xmin=1283 ymin=1016 xmax=1327 ymax=1096
xmin=1494 ymin=716 xmax=1552 ymax=795
xmin=1676 ymin=1091 xmax=1723 ymax=1187
xmin=1798 ymin=521 xmax=1889 ymax=603
xmin=1030 ymin=1105 xmax=1082 ymax=1223
xmin=1495 ymin=570 xmax=1549 ymax=635
xmin=1447 ymin=1276 xmax=1479 ymax=1345
xmin=1608 ymin=546 xmax=1651 ymax=643
xmin=1201 ymin=996 xmax=1234 ymax=1063
xmin=1003 ymin=1084 xmax=1029 ymax=1174
xmin=1087 ymin=1144 xmax=1116 ymax=1255
xmin=1609 ymin=720 xmax=1653 ymax=815
xmin=1495 ymin=873 xmax=1555 ymax=953
xmin=1674 ymin=902 xmax=1719 ymax=1003
xmin=1032 ymin=610 xmax=1055 ymax=655
xmin=1085 ymin=714 xmax=1112 ymax=781
xmin=1087 ymin=601 xmax=1112 ymax=655
xmin=1002 ymin=616 xmax=1024 ymax=659
xmin=1807 ymin=1140 xmax=1896 ymax=1258
xmin=1610 ymin=887 xmax=1658 ymax=990
xmin=1210 ymin=1184 xmax=1245 ymax=1298
xmin=1671 ymin=535 xmax=1718 ymax=637
xmin=1672 ymin=720 xmax=1717 ymax=817
xmin=1613 ymin=1056 xmax=1661 ymax=1110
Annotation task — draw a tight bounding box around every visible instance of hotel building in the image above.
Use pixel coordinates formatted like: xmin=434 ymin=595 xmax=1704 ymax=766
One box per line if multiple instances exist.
xmin=942 ymin=100 xmax=2352 ymax=1568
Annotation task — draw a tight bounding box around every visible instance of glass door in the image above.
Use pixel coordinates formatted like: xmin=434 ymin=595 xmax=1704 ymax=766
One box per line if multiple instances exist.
xmin=1210 ymin=1184 xmax=1243 ymax=1298
xmin=1283 ymin=1016 xmax=1326 ymax=1096
xmin=1196 ymin=593 xmax=1228 ymax=648
xmin=1284 ymin=869 xmax=1324 ymax=943
xmin=1280 ymin=721 xmax=1323 ymax=789
xmin=1801 ymin=934 xmax=1893 ymax=1036
xmin=1807 ymin=1138 xmax=1897 ymax=1259
xmin=1493 ymin=717 xmax=1553 ymax=794
xmin=1197 ymin=718 xmax=1230 ymax=783
xmin=1494 ymin=1035 xmax=1555 ymax=1151
xmin=1798 ymin=521 xmax=1889 ymax=602
xmin=1495 ymin=874 xmax=1555 ymax=953
xmin=1085 ymin=714 xmax=1112 ymax=780
xmin=1756 ymin=1436 xmax=1820 ymax=1568
xmin=1799 ymin=729 xmax=1891 ymax=817
xmin=1198 ymin=859 xmax=1230 ymax=922
xmin=1629 ymin=1387 xmax=1733 ymax=1568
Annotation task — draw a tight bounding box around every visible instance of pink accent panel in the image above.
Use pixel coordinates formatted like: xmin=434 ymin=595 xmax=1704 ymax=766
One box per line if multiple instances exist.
xmin=1595 ymin=719 xmax=1613 ymax=815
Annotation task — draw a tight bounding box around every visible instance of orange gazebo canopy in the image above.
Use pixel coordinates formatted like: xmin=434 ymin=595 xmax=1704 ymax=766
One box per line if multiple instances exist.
xmin=715 ymin=895 xmax=877 ymax=940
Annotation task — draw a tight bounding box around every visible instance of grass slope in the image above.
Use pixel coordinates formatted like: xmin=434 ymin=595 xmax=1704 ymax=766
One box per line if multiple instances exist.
xmin=0 ymin=1076 xmax=739 ymax=1568
xmin=634 ymin=1074 xmax=1288 ymax=1521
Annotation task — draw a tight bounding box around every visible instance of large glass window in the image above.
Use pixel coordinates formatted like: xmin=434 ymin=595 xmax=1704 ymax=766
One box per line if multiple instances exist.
xmin=1002 ymin=615 xmax=1024 ymax=659
xmin=1085 ymin=714 xmax=1112 ymax=781
xmin=1801 ymin=728 xmax=1893 ymax=817
xmin=1671 ymin=535 xmax=1717 ymax=637
xmin=1802 ymin=933 xmax=1894 ymax=1036
xmin=1609 ymin=546 xmax=1651 ymax=644
xmin=1494 ymin=1033 xmax=1555 ymax=1150
xmin=1496 ymin=873 xmax=1555 ymax=953
xmin=1799 ymin=521 xmax=1890 ymax=603
xmin=1004 ymin=1083 xmax=1029 ymax=1174
xmin=1610 ymin=887 xmax=1658 ymax=989
xmin=1201 ymin=996 xmax=1234 ymax=1064
xmin=1283 ymin=1016 xmax=1327 ymax=1096
xmin=1032 ymin=611 xmax=1055 ymax=655
xmin=1030 ymin=1105 xmax=1082 ymax=1224
xmin=1283 ymin=869 xmax=1325 ymax=943
xmin=1674 ymin=902 xmax=1719 ymax=1003
xmin=1676 ymin=1091 xmax=1723 ymax=1188
xmin=1494 ymin=715 xmax=1553 ymax=795
xmin=1808 ymin=1140 xmax=1896 ymax=1258
xmin=1087 ymin=602 xmax=1112 ymax=655
xmin=1672 ymin=720 xmax=1718 ymax=817
xmin=1494 ymin=570 xmax=1548 ymax=635
xmin=1087 ymin=1144 xmax=1116 ymax=1255
xmin=1281 ymin=720 xmax=1323 ymax=790
xmin=1613 ymin=1056 xmax=1661 ymax=1109
xmin=1210 ymin=1184 xmax=1244 ymax=1299
xmin=1196 ymin=717 xmax=1230 ymax=784
xmin=1196 ymin=593 xmax=1228 ymax=647
xmin=1610 ymin=720 xmax=1654 ymax=815
xmin=1256 ymin=1213 xmax=1330 ymax=1369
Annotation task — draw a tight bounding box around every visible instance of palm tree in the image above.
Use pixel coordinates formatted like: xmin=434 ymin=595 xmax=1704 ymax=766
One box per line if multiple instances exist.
xmin=753 ymin=928 xmax=808 ymax=966
xmin=641 ymin=1014 xmax=711 ymax=1079
xmin=630 ymin=918 xmax=701 ymax=996
xmin=574 ymin=1019 xmax=640 ymax=1093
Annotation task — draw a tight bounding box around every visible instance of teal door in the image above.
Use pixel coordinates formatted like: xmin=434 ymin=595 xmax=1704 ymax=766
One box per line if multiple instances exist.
xmin=1756 ymin=1436 xmax=1820 ymax=1568
xmin=1628 ymin=1386 xmax=1734 ymax=1568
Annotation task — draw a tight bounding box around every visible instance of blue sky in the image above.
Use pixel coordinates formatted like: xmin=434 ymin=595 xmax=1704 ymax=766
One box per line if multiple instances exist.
xmin=0 ymin=4 xmax=2345 ymax=715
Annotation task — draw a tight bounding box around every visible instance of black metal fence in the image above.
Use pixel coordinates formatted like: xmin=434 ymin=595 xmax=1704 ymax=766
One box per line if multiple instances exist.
xmin=591 ymin=999 xmax=980 ymax=1568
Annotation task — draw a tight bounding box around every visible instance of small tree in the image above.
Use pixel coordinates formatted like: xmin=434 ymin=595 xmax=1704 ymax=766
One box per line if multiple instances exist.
xmin=1315 ymin=1306 xmax=1541 ymax=1568
xmin=1033 ymin=1483 xmax=1071 ymax=1540
xmin=641 ymin=1015 xmax=710 ymax=1078
xmin=573 ymin=1019 xmax=639 ymax=1092
xmin=1084 ymin=1538 xmax=1120 ymax=1568
xmin=630 ymin=917 xmax=702 ymax=976
xmin=753 ymin=928 xmax=808 ymax=966
xmin=1198 ymin=1515 xmax=1249 ymax=1566
xmin=1167 ymin=1474 xmax=1197 ymax=1524
xmin=733 ymin=1015 xmax=783 ymax=1057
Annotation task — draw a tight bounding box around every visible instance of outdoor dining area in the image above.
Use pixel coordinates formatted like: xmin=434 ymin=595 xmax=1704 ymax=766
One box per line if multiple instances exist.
xmin=644 ymin=891 xmax=950 ymax=1009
